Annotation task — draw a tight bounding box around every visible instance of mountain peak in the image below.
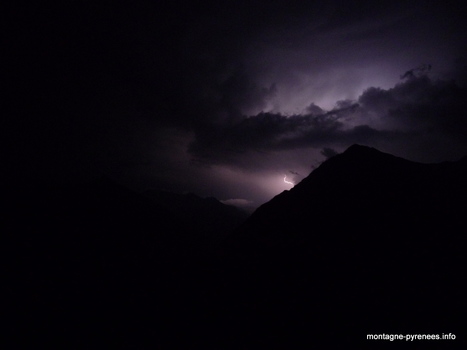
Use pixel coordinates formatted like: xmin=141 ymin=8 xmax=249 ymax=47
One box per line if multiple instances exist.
xmin=343 ymin=144 xmax=378 ymax=154
xmin=339 ymin=144 xmax=394 ymax=161
xmin=237 ymin=144 xmax=467 ymax=239
xmin=293 ymin=144 xmax=406 ymax=191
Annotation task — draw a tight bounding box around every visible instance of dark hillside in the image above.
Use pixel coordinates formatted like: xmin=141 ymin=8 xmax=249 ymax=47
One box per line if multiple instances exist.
xmin=4 ymin=179 xmax=247 ymax=349
xmin=223 ymin=145 xmax=467 ymax=347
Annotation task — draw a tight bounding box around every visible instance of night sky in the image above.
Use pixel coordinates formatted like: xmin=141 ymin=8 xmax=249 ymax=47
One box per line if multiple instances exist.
xmin=5 ymin=1 xmax=467 ymax=209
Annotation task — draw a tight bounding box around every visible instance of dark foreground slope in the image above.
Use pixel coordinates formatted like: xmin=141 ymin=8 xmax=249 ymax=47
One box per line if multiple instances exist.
xmin=4 ymin=146 xmax=467 ymax=349
xmin=223 ymin=144 xmax=467 ymax=347
xmin=4 ymin=179 xmax=247 ymax=349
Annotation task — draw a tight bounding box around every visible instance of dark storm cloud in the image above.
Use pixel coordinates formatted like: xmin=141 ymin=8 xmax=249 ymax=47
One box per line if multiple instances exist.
xmin=4 ymin=0 xmax=467 ymax=203
xmin=359 ymin=73 xmax=467 ymax=139
xmin=305 ymin=103 xmax=325 ymax=115
xmin=400 ymin=64 xmax=432 ymax=80
xmin=187 ymin=70 xmax=467 ymax=168
xmin=187 ymin=105 xmax=345 ymax=161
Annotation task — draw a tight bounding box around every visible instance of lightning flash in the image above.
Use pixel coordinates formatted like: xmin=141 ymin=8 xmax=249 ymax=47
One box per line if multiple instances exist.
xmin=283 ymin=175 xmax=294 ymax=186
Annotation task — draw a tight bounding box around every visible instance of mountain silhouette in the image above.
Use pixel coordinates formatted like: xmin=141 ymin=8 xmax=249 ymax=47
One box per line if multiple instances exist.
xmin=223 ymin=144 xmax=467 ymax=347
xmin=235 ymin=144 xmax=466 ymax=239
xmin=144 ymin=189 xmax=248 ymax=240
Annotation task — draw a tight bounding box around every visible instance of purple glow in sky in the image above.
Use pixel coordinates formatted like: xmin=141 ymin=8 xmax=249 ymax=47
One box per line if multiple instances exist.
xmin=4 ymin=0 xmax=467 ymax=209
